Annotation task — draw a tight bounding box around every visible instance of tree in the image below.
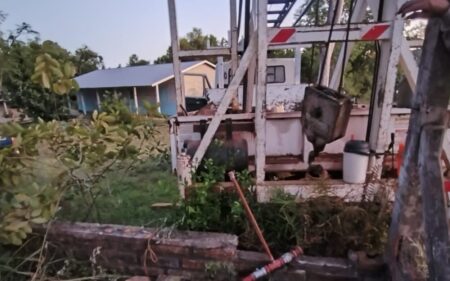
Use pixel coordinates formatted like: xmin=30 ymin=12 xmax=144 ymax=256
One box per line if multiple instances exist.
xmin=0 ymin=10 xmax=6 ymax=36
xmin=295 ymin=0 xmax=329 ymax=26
xmin=1 ymin=32 xmax=79 ymax=120
xmin=154 ymin=27 xmax=225 ymax=64
xmin=0 ymin=15 xmax=103 ymax=120
xmin=73 ymin=45 xmax=104 ymax=74
xmin=154 ymin=46 xmax=172 ymax=64
xmin=127 ymin=54 xmax=149 ymax=66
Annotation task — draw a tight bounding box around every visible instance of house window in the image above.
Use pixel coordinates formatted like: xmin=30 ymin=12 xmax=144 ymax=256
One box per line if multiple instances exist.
xmin=267 ymin=65 xmax=285 ymax=84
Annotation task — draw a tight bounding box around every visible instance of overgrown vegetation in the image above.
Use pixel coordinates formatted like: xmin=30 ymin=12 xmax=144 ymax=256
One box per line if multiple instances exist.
xmin=0 ymin=97 xmax=172 ymax=280
xmin=178 ymin=161 xmax=392 ymax=257
xmin=0 ymin=98 xmax=166 ymax=246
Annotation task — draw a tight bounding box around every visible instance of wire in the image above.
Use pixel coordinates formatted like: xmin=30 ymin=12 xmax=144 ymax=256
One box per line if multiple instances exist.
xmin=338 ymin=0 xmax=356 ymax=92
xmin=319 ymin=0 xmax=341 ymax=85
xmin=293 ymin=0 xmax=316 ymax=27
xmin=309 ymin=0 xmax=321 ymax=83
xmin=378 ymin=0 xmax=384 ymax=21
xmin=366 ymin=41 xmax=381 ymax=142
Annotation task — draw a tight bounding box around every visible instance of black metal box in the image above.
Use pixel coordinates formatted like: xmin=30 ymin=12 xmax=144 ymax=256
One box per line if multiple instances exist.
xmin=302 ymin=86 xmax=352 ymax=151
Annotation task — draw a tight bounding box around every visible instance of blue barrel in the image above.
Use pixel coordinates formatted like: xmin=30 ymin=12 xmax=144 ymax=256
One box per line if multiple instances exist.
xmin=0 ymin=137 xmax=13 ymax=149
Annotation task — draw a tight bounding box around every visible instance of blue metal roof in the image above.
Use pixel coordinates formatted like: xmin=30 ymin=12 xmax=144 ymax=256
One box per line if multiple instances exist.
xmin=75 ymin=61 xmax=210 ymax=89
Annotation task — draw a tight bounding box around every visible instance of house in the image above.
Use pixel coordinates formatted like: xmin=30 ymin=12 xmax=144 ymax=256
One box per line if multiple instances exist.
xmin=74 ymin=60 xmax=215 ymax=116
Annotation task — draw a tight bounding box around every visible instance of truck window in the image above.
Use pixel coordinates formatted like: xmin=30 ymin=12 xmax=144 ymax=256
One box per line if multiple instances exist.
xmin=267 ymin=65 xmax=285 ymax=84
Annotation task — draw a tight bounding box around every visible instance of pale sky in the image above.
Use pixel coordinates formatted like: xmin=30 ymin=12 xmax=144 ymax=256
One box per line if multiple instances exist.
xmin=0 ymin=1 xmax=303 ymax=68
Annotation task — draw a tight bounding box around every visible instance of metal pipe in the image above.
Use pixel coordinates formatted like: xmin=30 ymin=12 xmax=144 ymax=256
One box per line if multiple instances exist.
xmin=228 ymin=171 xmax=274 ymax=261
xmin=242 ymin=247 xmax=303 ymax=281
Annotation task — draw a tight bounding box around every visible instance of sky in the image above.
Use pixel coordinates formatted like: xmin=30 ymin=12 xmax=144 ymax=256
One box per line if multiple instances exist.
xmin=0 ymin=1 xmax=302 ymax=68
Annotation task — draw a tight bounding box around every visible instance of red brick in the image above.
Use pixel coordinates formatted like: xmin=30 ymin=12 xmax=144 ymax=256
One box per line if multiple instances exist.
xmin=154 ymin=256 xmax=181 ymax=269
xmin=166 ymin=269 xmax=206 ymax=280
xmin=153 ymin=244 xmax=192 ymax=256
xmin=181 ymin=258 xmax=207 ymax=271
xmin=192 ymin=246 xmax=236 ymax=259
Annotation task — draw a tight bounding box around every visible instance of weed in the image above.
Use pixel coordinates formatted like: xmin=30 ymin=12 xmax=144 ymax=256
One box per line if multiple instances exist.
xmin=204 ymin=261 xmax=237 ymax=281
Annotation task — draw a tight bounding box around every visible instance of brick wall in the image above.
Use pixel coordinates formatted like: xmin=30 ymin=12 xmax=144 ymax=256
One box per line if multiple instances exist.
xmin=39 ymin=222 xmax=384 ymax=281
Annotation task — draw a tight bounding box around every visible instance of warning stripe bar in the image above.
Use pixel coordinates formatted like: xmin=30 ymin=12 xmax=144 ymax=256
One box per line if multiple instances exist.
xmin=268 ymin=23 xmax=392 ymax=46
xmin=361 ymin=24 xmax=390 ymax=40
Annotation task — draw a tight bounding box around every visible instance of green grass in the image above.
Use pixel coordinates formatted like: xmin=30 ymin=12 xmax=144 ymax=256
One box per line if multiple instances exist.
xmin=58 ymin=157 xmax=180 ymax=227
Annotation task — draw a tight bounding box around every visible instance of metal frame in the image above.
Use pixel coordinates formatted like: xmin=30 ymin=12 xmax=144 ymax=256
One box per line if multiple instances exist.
xmin=267 ymin=0 xmax=297 ymax=27
xmin=167 ymin=0 xmax=420 ymax=180
xmin=166 ymin=0 xmax=450 ymax=278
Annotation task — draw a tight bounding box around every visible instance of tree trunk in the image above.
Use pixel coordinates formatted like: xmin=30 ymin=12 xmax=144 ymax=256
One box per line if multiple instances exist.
xmin=388 ymin=17 xmax=450 ymax=281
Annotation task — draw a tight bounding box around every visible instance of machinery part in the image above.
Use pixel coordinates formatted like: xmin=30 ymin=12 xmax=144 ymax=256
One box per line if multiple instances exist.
xmin=242 ymin=247 xmax=303 ymax=281
xmin=302 ymin=86 xmax=352 ymax=155
xmin=229 ymin=171 xmax=274 ymax=261
xmin=185 ymin=138 xmax=248 ymax=172
xmin=185 ymin=97 xmax=208 ymax=112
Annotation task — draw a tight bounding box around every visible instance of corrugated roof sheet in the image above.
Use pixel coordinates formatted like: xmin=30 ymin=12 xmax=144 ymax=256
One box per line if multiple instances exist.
xmin=75 ymin=61 xmax=206 ymax=89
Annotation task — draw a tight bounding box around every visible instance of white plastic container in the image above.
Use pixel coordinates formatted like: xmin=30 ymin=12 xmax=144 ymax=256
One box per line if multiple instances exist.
xmin=343 ymin=140 xmax=370 ymax=184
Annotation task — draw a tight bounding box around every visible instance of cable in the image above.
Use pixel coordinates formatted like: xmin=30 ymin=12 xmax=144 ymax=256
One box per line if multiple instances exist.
xmin=319 ymin=0 xmax=341 ymax=85
xmin=366 ymin=42 xmax=381 ymax=142
xmin=309 ymin=0 xmax=321 ymax=83
xmin=378 ymin=0 xmax=384 ymax=21
xmin=338 ymin=0 xmax=356 ymax=92
xmin=293 ymin=0 xmax=316 ymax=27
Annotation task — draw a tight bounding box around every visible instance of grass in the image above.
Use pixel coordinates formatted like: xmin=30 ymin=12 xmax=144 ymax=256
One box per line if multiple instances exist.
xmin=40 ymin=118 xmax=181 ymax=227
xmin=58 ymin=157 xmax=180 ymax=226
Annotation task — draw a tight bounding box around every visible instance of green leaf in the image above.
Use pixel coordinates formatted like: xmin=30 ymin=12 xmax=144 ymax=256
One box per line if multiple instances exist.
xmin=31 ymin=209 xmax=42 ymax=218
xmin=30 ymin=217 xmax=48 ymax=224
xmin=4 ymin=221 xmax=29 ymax=232
xmin=15 ymin=194 xmax=31 ymax=203
xmin=41 ymin=72 xmax=51 ymax=89
xmin=63 ymin=62 xmax=76 ymax=77
xmin=9 ymin=233 xmax=23 ymax=246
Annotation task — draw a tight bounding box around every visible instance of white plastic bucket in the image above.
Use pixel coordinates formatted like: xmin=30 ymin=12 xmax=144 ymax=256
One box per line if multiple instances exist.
xmin=343 ymin=140 xmax=370 ymax=184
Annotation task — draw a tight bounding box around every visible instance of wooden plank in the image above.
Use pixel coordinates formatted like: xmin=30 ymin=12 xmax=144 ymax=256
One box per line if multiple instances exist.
xmin=245 ymin=17 xmax=257 ymax=113
xmin=268 ymin=22 xmax=392 ymax=48
xmin=388 ymin=18 xmax=450 ymax=281
xmin=167 ymin=0 xmax=185 ymax=114
xmin=190 ymin=34 xmax=257 ymax=171
xmin=399 ymin=37 xmax=418 ymax=91
xmin=255 ymin=0 xmax=268 ymax=185
xmin=368 ymin=17 xmax=403 ymax=170
xmin=216 ymin=56 xmax=225 ymax=88
xmin=178 ymin=48 xmax=231 ymax=58
xmin=419 ymin=124 xmax=450 ymax=280
xmin=294 ymin=47 xmax=302 ymax=85
xmin=229 ymin=0 xmax=238 ymax=75
xmin=230 ymin=0 xmax=239 ymax=111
